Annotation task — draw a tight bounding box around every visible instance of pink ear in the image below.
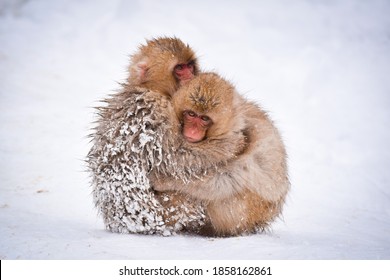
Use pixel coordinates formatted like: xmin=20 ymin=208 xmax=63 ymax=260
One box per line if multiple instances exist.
xmin=137 ymin=61 xmax=148 ymax=81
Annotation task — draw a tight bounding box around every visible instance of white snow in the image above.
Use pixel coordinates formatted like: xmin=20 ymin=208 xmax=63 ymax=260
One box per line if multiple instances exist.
xmin=1 ymin=0 xmax=389 ymax=259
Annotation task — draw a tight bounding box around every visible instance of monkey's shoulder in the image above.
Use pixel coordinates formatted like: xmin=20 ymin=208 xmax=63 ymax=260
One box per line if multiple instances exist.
xmin=127 ymin=86 xmax=171 ymax=109
xmin=101 ymin=85 xmax=171 ymax=112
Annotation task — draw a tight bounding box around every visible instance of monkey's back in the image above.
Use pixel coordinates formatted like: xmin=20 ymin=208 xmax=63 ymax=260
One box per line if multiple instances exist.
xmin=87 ymin=85 xmax=205 ymax=235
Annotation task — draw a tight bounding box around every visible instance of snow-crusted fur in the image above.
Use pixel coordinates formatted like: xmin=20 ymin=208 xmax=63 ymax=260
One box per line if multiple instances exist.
xmin=87 ymin=85 xmax=207 ymax=235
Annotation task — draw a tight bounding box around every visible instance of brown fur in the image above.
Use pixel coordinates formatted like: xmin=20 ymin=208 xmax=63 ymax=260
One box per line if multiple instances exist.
xmin=207 ymin=190 xmax=283 ymax=236
xmin=128 ymin=37 xmax=198 ymax=96
xmin=152 ymin=73 xmax=290 ymax=236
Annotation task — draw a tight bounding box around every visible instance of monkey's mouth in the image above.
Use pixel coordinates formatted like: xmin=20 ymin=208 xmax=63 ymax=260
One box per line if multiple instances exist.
xmin=184 ymin=135 xmax=203 ymax=143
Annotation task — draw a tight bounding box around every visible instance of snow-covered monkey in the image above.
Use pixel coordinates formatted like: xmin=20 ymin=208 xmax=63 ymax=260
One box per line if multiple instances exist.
xmin=87 ymin=37 xmax=206 ymax=235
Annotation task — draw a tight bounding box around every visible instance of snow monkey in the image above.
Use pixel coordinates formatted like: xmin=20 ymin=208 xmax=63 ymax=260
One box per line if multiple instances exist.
xmin=87 ymin=37 xmax=207 ymax=235
xmin=151 ymin=73 xmax=290 ymax=236
xmin=128 ymin=37 xmax=198 ymax=95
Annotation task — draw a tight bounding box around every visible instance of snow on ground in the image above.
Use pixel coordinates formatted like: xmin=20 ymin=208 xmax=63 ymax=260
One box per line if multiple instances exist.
xmin=0 ymin=0 xmax=389 ymax=259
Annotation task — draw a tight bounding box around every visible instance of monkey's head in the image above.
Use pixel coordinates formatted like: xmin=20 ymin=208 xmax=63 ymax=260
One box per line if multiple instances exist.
xmin=173 ymin=73 xmax=237 ymax=143
xmin=129 ymin=37 xmax=199 ymax=96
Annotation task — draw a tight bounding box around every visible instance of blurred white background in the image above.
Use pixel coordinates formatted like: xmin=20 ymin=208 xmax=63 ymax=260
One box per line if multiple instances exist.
xmin=0 ymin=0 xmax=389 ymax=259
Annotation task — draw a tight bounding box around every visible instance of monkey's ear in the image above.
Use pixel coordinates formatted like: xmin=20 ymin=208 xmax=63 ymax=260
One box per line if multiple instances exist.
xmin=136 ymin=61 xmax=148 ymax=82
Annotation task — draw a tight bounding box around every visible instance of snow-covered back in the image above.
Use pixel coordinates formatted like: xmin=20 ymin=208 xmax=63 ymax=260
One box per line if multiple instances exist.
xmin=0 ymin=0 xmax=389 ymax=259
xmin=87 ymin=87 xmax=207 ymax=236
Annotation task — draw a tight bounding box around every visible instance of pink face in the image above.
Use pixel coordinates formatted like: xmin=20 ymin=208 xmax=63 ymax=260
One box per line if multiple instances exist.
xmin=174 ymin=61 xmax=196 ymax=82
xmin=182 ymin=110 xmax=213 ymax=143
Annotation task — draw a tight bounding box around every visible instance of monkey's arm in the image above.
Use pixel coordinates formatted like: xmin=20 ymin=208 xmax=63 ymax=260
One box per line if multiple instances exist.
xmin=153 ymin=109 xmax=289 ymax=204
xmin=153 ymin=86 xmax=249 ymax=179
xmin=149 ymin=171 xmax=180 ymax=192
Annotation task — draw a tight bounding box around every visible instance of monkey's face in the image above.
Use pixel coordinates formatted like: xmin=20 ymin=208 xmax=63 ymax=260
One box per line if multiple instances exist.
xmin=173 ymin=73 xmax=235 ymax=143
xmin=129 ymin=37 xmax=199 ymax=96
xmin=173 ymin=60 xmax=196 ymax=84
xmin=181 ymin=110 xmax=213 ymax=143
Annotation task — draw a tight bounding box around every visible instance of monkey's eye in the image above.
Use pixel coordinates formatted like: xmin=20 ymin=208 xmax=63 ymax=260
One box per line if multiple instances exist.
xmin=185 ymin=110 xmax=196 ymax=117
xmin=175 ymin=64 xmax=184 ymax=71
xmin=201 ymin=116 xmax=210 ymax=122
xmin=187 ymin=60 xmax=195 ymax=66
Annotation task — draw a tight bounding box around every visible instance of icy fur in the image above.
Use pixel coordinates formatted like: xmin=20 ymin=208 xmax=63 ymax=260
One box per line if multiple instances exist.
xmin=87 ymin=86 xmax=206 ymax=235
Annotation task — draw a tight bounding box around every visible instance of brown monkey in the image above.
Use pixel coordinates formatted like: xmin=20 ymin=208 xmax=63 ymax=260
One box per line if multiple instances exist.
xmin=128 ymin=38 xmax=199 ymax=96
xmin=128 ymin=37 xmax=198 ymax=95
xmin=151 ymin=73 xmax=290 ymax=236
xmin=87 ymin=37 xmax=206 ymax=235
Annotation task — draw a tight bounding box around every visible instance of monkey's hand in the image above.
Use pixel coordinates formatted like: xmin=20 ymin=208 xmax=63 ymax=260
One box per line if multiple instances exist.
xmin=150 ymin=174 xmax=179 ymax=192
xmin=152 ymin=182 xmax=171 ymax=192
